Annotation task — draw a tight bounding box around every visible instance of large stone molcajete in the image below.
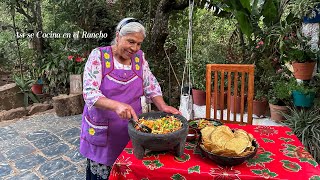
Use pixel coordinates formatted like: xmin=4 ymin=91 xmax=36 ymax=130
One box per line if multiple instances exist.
xmin=0 ymin=83 xmax=24 ymax=111
xmin=128 ymin=111 xmax=188 ymax=159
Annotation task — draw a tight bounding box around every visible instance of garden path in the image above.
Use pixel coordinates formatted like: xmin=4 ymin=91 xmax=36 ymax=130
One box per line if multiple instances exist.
xmin=0 ymin=112 xmax=85 ymax=180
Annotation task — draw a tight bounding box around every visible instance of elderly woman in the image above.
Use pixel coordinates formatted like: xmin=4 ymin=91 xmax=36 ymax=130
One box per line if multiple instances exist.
xmin=80 ymin=18 xmax=180 ymax=180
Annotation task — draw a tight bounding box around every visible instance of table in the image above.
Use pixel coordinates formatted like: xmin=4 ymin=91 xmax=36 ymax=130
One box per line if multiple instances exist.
xmin=110 ymin=124 xmax=320 ymax=180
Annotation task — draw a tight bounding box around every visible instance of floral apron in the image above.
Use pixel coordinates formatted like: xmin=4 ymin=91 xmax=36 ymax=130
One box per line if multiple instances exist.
xmin=80 ymin=46 xmax=143 ymax=166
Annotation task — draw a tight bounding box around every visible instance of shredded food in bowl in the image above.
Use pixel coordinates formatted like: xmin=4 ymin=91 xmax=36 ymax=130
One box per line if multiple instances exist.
xmin=136 ymin=116 xmax=182 ymax=134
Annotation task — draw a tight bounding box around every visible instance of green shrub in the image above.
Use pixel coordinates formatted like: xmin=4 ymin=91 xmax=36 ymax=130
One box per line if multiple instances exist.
xmin=282 ymin=106 xmax=320 ymax=163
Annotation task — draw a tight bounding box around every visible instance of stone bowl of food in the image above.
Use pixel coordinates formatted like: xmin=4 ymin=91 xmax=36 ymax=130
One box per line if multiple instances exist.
xmin=128 ymin=111 xmax=188 ymax=159
xmin=198 ymin=125 xmax=257 ymax=166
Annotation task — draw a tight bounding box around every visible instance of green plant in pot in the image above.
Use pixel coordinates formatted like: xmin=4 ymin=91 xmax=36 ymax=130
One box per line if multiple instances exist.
xmin=288 ymin=79 xmax=316 ymax=108
xmin=280 ymin=30 xmax=317 ymax=80
xmin=268 ymin=78 xmax=292 ymax=122
xmin=30 ymin=67 xmax=44 ymax=95
xmin=13 ymin=75 xmax=39 ymax=107
xmin=191 ymin=64 xmax=206 ymax=106
xmin=253 ymin=59 xmax=275 ymax=117
xmin=282 ymin=106 xmax=320 ymax=163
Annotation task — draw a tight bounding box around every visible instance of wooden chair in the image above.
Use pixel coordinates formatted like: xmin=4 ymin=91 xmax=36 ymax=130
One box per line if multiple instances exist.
xmin=205 ymin=64 xmax=254 ymax=124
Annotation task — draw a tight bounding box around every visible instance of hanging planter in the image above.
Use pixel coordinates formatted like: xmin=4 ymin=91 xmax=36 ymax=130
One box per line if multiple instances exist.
xmin=292 ymin=61 xmax=316 ymax=80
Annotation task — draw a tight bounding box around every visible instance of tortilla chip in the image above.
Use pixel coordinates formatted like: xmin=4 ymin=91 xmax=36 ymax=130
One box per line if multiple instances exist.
xmin=201 ymin=126 xmax=217 ymax=142
xmin=210 ymin=125 xmax=234 ymax=148
xmin=219 ymin=149 xmax=238 ymax=157
xmin=224 ymin=137 xmax=249 ymax=155
xmin=248 ymin=133 xmax=254 ymax=142
xmin=200 ymin=126 xmax=255 ymax=157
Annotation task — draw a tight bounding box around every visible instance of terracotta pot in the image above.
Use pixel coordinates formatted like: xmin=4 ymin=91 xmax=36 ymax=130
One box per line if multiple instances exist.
xmin=269 ymin=103 xmax=289 ymax=122
xmin=31 ymin=84 xmax=43 ymax=94
xmin=192 ymin=89 xmax=206 ymax=106
xmin=230 ymin=95 xmax=241 ymax=113
xmin=292 ymin=62 xmax=316 ymax=80
xmin=211 ymin=92 xmax=227 ymax=110
xmin=253 ymin=99 xmax=268 ymax=117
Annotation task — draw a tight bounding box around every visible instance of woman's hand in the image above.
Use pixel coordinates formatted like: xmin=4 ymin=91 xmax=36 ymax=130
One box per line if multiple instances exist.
xmin=151 ymin=96 xmax=181 ymax=115
xmin=114 ymin=102 xmax=138 ymax=121
xmin=94 ymin=97 xmax=138 ymax=121
xmin=160 ymin=105 xmax=181 ymax=115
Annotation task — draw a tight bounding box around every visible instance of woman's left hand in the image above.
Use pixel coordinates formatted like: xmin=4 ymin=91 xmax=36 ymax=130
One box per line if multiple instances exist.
xmin=160 ymin=105 xmax=181 ymax=115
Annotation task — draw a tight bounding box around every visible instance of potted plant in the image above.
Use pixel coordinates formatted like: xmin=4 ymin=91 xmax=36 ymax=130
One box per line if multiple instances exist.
xmin=191 ymin=59 xmax=209 ymax=106
xmin=280 ymin=30 xmax=317 ymax=80
xmin=282 ymin=106 xmax=320 ymax=163
xmin=67 ymin=53 xmax=86 ymax=94
xmin=30 ymin=68 xmax=44 ymax=95
xmin=13 ymin=75 xmax=39 ymax=107
xmin=191 ymin=83 xmax=206 ymax=106
xmin=253 ymin=89 xmax=268 ymax=118
xmin=252 ymin=59 xmax=276 ymax=117
xmin=288 ymin=79 xmax=317 ymax=108
xmin=230 ymin=81 xmax=243 ymax=114
xmin=268 ymin=78 xmax=292 ymax=122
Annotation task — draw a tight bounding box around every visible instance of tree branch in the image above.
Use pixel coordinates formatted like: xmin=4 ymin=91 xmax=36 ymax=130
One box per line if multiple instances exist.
xmin=15 ymin=0 xmax=34 ymax=23
xmin=172 ymin=0 xmax=189 ymax=11
xmin=0 ymin=21 xmax=15 ymax=30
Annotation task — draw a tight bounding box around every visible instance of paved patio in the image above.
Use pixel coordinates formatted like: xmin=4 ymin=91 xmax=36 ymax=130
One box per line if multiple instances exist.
xmin=0 ymin=112 xmax=85 ymax=180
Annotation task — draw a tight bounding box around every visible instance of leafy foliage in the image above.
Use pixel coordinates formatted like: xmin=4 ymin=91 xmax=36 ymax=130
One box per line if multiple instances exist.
xmin=280 ymin=31 xmax=317 ymax=63
xmin=282 ymin=106 xmax=320 ymax=163
xmin=13 ymin=75 xmax=39 ymax=107
xmin=268 ymin=76 xmax=292 ymax=106
xmin=167 ymin=8 xmax=235 ymax=91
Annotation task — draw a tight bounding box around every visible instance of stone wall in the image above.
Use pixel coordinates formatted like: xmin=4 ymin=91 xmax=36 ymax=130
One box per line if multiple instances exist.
xmin=0 ymin=83 xmax=24 ymax=111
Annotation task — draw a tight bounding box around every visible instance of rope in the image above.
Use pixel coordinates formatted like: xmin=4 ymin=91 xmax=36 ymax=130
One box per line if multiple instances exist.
xmin=181 ymin=0 xmax=194 ymax=95
xmin=164 ymin=49 xmax=181 ymax=87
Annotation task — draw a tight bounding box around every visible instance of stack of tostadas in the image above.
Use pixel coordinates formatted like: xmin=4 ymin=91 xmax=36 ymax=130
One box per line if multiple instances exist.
xmin=200 ymin=125 xmax=255 ymax=157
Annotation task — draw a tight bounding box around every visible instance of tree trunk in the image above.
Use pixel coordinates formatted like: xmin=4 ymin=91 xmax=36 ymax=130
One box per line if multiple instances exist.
xmin=33 ymin=0 xmax=44 ymax=55
xmin=146 ymin=0 xmax=188 ymax=65
xmin=145 ymin=0 xmax=188 ymax=106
